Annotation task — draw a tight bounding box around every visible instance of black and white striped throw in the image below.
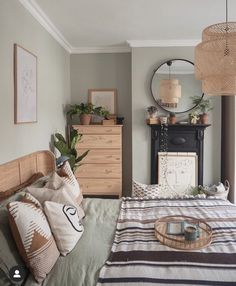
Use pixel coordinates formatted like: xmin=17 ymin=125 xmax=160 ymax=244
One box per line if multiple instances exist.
xmin=97 ymin=197 xmax=236 ymax=286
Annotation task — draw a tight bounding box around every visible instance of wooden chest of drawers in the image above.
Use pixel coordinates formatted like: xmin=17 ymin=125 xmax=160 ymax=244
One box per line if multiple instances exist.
xmin=72 ymin=125 xmax=122 ymax=197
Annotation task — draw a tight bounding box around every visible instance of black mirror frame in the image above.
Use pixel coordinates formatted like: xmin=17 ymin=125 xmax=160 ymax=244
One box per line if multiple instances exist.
xmin=150 ymin=58 xmax=204 ymax=114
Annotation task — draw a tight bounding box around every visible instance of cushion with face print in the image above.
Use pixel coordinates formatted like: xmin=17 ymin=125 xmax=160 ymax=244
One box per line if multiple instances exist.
xmin=44 ymin=201 xmax=84 ymax=256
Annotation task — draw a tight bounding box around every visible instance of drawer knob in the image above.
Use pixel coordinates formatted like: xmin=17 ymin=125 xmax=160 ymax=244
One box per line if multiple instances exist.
xmin=170 ymin=137 xmax=186 ymax=145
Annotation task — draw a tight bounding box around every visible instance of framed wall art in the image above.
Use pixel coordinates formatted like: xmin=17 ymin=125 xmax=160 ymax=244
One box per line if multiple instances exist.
xmin=88 ymin=89 xmax=117 ymax=115
xmin=158 ymin=152 xmax=198 ymax=194
xmin=14 ymin=44 xmax=37 ymax=124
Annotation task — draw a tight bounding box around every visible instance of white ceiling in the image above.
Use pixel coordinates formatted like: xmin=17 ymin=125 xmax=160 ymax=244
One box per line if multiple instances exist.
xmin=20 ymin=0 xmax=236 ymax=53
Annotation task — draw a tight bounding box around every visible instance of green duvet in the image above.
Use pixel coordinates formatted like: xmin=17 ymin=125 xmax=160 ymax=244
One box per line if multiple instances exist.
xmin=24 ymin=198 xmax=120 ymax=286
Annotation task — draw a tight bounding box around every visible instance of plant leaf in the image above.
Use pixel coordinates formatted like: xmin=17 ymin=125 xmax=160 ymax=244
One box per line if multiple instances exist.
xmin=55 ymin=133 xmax=66 ymax=144
xmin=76 ymin=150 xmax=90 ymax=163
xmin=54 ymin=141 xmax=70 ymax=155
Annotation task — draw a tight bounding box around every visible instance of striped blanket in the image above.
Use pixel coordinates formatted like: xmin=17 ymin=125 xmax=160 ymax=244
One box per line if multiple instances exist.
xmin=97 ymin=198 xmax=236 ymax=286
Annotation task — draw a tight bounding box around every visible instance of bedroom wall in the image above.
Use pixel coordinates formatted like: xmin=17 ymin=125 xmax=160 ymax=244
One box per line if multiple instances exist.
xmin=0 ymin=0 xmax=70 ymax=163
xmin=132 ymin=47 xmax=222 ymax=186
xmin=70 ymin=53 xmax=132 ymax=195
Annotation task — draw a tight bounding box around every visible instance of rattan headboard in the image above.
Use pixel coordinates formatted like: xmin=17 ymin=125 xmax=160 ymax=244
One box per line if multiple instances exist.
xmin=0 ymin=150 xmax=56 ymax=193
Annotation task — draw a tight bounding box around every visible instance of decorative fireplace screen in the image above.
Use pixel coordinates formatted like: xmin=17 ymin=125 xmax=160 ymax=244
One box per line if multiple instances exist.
xmin=158 ymin=152 xmax=198 ymax=194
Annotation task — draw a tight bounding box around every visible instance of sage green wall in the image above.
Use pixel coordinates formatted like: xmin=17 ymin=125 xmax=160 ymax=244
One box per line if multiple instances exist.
xmin=70 ymin=53 xmax=132 ymax=195
xmin=0 ymin=0 xmax=70 ymax=163
xmin=132 ymin=47 xmax=221 ymax=185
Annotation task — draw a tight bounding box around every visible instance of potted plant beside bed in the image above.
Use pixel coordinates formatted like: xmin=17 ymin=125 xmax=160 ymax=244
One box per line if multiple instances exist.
xmin=54 ymin=128 xmax=89 ymax=172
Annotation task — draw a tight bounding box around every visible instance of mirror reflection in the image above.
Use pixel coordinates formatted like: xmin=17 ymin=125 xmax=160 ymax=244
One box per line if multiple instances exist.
xmin=151 ymin=59 xmax=203 ymax=113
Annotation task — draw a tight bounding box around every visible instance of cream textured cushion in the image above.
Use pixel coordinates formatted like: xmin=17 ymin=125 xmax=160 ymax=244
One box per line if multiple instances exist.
xmin=44 ymin=201 xmax=84 ymax=256
xmin=7 ymin=194 xmax=59 ymax=283
xmin=27 ymin=185 xmax=85 ymax=220
xmin=57 ymin=161 xmax=83 ymax=205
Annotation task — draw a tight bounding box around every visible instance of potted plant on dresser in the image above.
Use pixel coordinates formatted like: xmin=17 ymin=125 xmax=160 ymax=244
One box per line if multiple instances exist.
xmin=67 ymin=103 xmax=110 ymax=125
xmin=67 ymin=103 xmax=94 ymax=125
xmin=192 ymin=96 xmax=213 ymax=124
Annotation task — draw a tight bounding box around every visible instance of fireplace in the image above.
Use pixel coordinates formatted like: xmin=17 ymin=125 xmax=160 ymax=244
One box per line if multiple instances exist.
xmin=149 ymin=124 xmax=210 ymax=185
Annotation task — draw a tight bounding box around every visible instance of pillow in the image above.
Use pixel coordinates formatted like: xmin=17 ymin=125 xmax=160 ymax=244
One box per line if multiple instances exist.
xmin=27 ymin=185 xmax=85 ymax=220
xmin=132 ymin=180 xmax=206 ymax=199
xmin=132 ymin=181 xmax=163 ymax=197
xmin=0 ymin=192 xmax=28 ymax=285
xmin=44 ymin=201 xmax=84 ymax=256
xmin=57 ymin=161 xmax=83 ymax=205
xmin=0 ymin=172 xmax=44 ymax=202
xmin=7 ymin=194 xmax=60 ymax=283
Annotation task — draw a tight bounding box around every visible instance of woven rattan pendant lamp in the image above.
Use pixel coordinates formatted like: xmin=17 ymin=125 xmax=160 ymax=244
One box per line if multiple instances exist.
xmin=195 ymin=0 xmax=236 ymax=96
xmin=160 ymin=61 xmax=181 ymax=104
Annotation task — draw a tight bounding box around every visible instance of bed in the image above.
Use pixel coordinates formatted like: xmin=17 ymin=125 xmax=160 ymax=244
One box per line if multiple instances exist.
xmin=1 ymin=151 xmax=236 ymax=286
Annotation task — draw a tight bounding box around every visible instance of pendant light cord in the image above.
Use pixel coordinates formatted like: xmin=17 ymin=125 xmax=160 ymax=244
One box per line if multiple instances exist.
xmin=225 ymin=0 xmax=229 ymax=56
xmin=226 ymin=0 xmax=228 ymax=25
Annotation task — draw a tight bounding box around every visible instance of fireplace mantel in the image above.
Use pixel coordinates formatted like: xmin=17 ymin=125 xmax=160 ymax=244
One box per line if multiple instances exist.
xmin=148 ymin=124 xmax=211 ymax=185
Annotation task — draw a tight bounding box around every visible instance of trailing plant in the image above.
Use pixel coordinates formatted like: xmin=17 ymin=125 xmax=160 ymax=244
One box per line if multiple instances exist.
xmin=54 ymin=128 xmax=89 ymax=172
xmin=192 ymin=96 xmax=213 ymax=114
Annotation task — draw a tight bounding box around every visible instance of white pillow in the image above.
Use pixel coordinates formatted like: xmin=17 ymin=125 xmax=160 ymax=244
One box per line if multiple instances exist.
xmin=27 ymin=185 xmax=85 ymax=219
xmin=57 ymin=162 xmax=83 ymax=205
xmin=44 ymin=201 xmax=84 ymax=256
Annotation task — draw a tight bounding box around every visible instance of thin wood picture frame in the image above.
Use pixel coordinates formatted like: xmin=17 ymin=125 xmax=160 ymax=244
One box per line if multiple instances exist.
xmin=88 ymin=89 xmax=117 ymax=115
xmin=158 ymin=152 xmax=198 ymax=192
xmin=14 ymin=44 xmax=37 ymax=124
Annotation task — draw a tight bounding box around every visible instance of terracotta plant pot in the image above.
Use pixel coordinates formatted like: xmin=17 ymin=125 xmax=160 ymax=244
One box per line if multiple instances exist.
xmin=169 ymin=116 xmax=177 ymax=125
xmin=80 ymin=114 xmax=91 ymax=125
xmin=200 ymin=113 xmax=208 ymax=124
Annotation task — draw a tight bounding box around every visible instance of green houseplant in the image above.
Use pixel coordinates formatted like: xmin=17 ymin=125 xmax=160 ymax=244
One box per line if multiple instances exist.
xmin=67 ymin=103 xmax=110 ymax=125
xmin=67 ymin=103 xmax=94 ymax=125
xmin=54 ymin=128 xmax=89 ymax=172
xmin=192 ymin=96 xmax=213 ymax=124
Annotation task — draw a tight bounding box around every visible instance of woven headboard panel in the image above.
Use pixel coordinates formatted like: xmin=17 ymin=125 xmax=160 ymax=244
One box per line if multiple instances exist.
xmin=0 ymin=150 xmax=55 ymax=193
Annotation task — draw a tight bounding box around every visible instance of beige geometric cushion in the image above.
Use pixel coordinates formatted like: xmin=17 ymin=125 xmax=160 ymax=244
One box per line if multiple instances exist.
xmin=7 ymin=194 xmax=59 ymax=283
xmin=132 ymin=181 xmax=163 ymax=197
xmin=44 ymin=201 xmax=84 ymax=256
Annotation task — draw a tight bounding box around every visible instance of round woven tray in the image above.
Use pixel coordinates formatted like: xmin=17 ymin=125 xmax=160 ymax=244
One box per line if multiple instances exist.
xmin=155 ymin=215 xmax=212 ymax=250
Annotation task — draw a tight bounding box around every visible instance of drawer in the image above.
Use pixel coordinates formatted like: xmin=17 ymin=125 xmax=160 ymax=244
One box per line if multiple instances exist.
xmin=75 ymin=164 xmax=121 ymax=178
xmin=73 ymin=125 xmax=122 ymax=135
xmin=78 ymin=134 xmax=121 ymax=149
xmin=78 ymin=178 xmax=121 ymax=197
xmin=77 ymin=149 xmax=121 ymax=164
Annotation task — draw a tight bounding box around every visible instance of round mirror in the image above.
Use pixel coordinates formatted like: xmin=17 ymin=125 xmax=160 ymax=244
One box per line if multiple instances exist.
xmin=150 ymin=59 xmax=204 ymax=114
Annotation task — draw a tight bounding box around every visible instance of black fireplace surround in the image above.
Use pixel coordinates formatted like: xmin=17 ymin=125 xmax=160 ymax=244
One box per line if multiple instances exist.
xmin=149 ymin=124 xmax=210 ymax=185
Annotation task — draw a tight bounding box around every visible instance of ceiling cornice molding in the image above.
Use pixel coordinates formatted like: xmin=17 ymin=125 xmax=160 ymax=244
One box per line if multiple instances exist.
xmin=18 ymin=0 xmax=72 ymax=53
xmin=70 ymin=46 xmax=131 ymax=54
xmin=127 ymin=39 xmax=201 ymax=47
xmin=18 ymin=1 xmax=200 ymax=54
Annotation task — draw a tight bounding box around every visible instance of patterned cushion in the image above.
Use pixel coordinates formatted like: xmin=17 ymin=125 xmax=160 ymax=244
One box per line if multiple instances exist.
xmin=132 ymin=181 xmax=163 ymax=197
xmin=44 ymin=201 xmax=84 ymax=256
xmin=132 ymin=181 xmax=206 ymax=199
xmin=7 ymin=194 xmax=60 ymax=283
